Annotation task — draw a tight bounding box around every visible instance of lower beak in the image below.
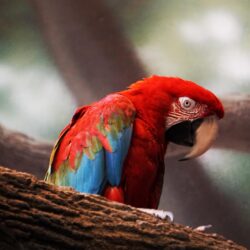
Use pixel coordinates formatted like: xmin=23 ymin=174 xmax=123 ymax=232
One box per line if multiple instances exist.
xmin=165 ymin=115 xmax=219 ymax=161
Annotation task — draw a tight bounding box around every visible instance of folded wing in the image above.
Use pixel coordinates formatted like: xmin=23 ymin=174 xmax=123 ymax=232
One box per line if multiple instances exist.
xmin=45 ymin=94 xmax=136 ymax=194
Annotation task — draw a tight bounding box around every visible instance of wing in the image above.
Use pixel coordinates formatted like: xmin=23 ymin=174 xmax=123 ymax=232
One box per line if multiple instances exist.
xmin=45 ymin=94 xmax=136 ymax=194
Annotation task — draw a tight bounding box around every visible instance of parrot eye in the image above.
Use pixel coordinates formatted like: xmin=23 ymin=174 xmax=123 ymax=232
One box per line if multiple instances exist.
xmin=179 ymin=97 xmax=196 ymax=110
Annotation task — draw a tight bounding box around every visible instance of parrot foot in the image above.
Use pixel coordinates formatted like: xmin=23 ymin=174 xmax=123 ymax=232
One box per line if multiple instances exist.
xmin=194 ymin=224 xmax=212 ymax=232
xmin=138 ymin=208 xmax=174 ymax=222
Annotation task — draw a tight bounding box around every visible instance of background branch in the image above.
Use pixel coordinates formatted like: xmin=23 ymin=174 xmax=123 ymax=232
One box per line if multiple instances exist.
xmin=0 ymin=124 xmax=52 ymax=178
xmin=1 ymin=96 xmax=249 ymax=178
xmin=31 ymin=0 xmax=146 ymax=105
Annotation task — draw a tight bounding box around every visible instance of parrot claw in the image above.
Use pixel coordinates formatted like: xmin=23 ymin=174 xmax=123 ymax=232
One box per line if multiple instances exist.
xmin=138 ymin=208 xmax=174 ymax=222
xmin=194 ymin=224 xmax=212 ymax=232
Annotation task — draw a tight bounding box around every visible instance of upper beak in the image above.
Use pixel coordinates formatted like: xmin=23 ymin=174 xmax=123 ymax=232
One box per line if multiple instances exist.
xmin=165 ymin=115 xmax=219 ymax=161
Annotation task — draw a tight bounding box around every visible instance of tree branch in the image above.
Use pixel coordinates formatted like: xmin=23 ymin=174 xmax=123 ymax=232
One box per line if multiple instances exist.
xmin=215 ymin=94 xmax=250 ymax=152
xmin=31 ymin=0 xmax=146 ymax=105
xmin=0 ymin=124 xmax=51 ymax=178
xmin=0 ymin=166 xmax=245 ymax=250
xmin=0 ymin=95 xmax=250 ymax=177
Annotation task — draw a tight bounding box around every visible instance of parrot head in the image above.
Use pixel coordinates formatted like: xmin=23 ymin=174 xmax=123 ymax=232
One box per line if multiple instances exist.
xmin=165 ymin=88 xmax=223 ymax=161
xmin=124 ymin=75 xmax=224 ymax=160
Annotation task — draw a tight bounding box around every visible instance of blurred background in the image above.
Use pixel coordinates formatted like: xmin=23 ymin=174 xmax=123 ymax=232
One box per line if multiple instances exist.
xmin=0 ymin=0 xmax=249 ymax=247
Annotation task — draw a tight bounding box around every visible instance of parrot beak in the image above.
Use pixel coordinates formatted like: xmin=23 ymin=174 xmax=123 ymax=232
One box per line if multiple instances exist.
xmin=165 ymin=115 xmax=219 ymax=161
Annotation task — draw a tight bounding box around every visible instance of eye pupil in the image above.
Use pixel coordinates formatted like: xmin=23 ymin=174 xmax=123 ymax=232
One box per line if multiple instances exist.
xmin=179 ymin=97 xmax=195 ymax=110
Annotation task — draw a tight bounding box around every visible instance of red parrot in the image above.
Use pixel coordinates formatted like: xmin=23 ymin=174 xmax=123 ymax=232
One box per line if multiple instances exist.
xmin=45 ymin=76 xmax=224 ymax=209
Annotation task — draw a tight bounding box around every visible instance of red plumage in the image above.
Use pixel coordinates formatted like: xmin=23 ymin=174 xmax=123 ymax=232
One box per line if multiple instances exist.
xmin=118 ymin=76 xmax=223 ymax=208
xmin=46 ymin=75 xmax=224 ymax=209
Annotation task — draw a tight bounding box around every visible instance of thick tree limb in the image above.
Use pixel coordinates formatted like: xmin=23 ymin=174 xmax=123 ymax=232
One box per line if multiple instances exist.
xmin=0 ymin=166 xmax=246 ymax=250
xmin=1 ymin=96 xmax=249 ymax=178
xmin=215 ymin=95 xmax=250 ymax=152
xmin=0 ymin=124 xmax=51 ymax=178
xmin=31 ymin=0 xmax=146 ymax=105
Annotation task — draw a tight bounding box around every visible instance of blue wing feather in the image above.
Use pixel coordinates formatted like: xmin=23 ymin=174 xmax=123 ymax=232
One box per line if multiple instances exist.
xmin=105 ymin=126 xmax=133 ymax=186
xmin=67 ymin=150 xmax=106 ymax=194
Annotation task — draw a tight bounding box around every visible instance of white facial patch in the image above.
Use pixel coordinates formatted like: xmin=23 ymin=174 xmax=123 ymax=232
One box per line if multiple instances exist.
xmin=166 ymin=97 xmax=208 ymax=129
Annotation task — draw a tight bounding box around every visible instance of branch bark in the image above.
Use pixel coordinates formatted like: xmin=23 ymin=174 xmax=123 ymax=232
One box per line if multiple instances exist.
xmin=0 ymin=166 xmax=246 ymax=250
xmin=1 ymin=96 xmax=249 ymax=177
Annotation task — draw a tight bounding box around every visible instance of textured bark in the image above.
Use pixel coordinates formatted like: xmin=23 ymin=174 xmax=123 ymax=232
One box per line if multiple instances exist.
xmin=0 ymin=166 xmax=246 ymax=250
xmin=31 ymin=0 xmax=146 ymax=105
xmin=0 ymin=96 xmax=249 ymax=178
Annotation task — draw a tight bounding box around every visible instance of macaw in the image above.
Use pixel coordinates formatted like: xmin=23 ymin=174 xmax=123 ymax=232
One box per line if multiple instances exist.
xmin=45 ymin=76 xmax=224 ymax=209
